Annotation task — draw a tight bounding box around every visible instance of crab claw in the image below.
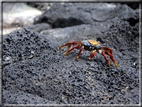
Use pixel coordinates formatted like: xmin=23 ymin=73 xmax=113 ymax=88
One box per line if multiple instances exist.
xmin=89 ymin=50 xmax=96 ymax=59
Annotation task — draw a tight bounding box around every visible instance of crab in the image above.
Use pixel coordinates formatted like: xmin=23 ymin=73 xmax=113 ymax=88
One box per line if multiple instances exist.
xmin=59 ymin=40 xmax=117 ymax=67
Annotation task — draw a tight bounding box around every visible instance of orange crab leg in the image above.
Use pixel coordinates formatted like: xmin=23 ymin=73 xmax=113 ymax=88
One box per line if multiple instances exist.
xmin=76 ymin=46 xmax=84 ymax=60
xmin=63 ymin=44 xmax=80 ymax=57
xmin=101 ymin=46 xmax=112 ymax=54
xmin=59 ymin=40 xmax=81 ymax=50
xmin=97 ymin=49 xmax=110 ymax=66
xmin=89 ymin=50 xmax=96 ymax=59
xmin=104 ymin=50 xmax=117 ymax=67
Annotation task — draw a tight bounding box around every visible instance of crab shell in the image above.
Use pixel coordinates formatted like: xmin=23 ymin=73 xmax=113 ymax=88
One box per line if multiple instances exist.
xmin=81 ymin=40 xmax=101 ymax=51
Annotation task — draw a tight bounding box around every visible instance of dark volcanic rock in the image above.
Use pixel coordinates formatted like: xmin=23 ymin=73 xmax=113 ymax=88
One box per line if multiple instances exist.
xmin=120 ymin=2 xmax=139 ymax=10
xmin=2 ymin=3 xmax=139 ymax=105
xmin=34 ymin=3 xmax=137 ymax=30
xmin=3 ymin=89 xmax=57 ymax=104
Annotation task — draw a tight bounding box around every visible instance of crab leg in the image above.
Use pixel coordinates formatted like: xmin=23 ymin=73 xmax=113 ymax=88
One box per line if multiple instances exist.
xmin=97 ymin=49 xmax=110 ymax=66
xmin=68 ymin=44 xmax=71 ymax=49
xmin=76 ymin=46 xmax=84 ymax=60
xmin=63 ymin=44 xmax=80 ymax=57
xmin=89 ymin=50 xmax=96 ymax=59
xmin=101 ymin=46 xmax=112 ymax=54
xmin=104 ymin=50 xmax=117 ymax=67
xmin=59 ymin=41 xmax=81 ymax=50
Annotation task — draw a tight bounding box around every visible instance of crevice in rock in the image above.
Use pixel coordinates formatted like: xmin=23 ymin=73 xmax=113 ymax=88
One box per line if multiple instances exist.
xmin=120 ymin=2 xmax=139 ymax=10
xmin=125 ymin=18 xmax=139 ymax=26
xmin=96 ymin=37 xmax=105 ymax=44
xmin=34 ymin=17 xmax=84 ymax=28
xmin=52 ymin=17 xmax=84 ymax=28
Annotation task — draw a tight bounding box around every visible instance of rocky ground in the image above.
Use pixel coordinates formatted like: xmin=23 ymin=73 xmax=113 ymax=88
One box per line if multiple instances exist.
xmin=2 ymin=3 xmax=140 ymax=105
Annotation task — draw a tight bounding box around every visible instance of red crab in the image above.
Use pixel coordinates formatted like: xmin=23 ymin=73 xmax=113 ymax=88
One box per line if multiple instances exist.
xmin=59 ymin=40 xmax=117 ymax=67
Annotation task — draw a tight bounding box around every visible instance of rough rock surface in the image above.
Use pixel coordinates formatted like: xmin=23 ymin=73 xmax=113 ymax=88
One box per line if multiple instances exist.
xmin=2 ymin=3 xmax=140 ymax=104
xmin=34 ymin=3 xmax=137 ymax=30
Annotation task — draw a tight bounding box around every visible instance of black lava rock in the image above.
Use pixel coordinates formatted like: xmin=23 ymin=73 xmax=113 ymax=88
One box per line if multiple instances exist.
xmin=34 ymin=3 xmax=137 ymax=29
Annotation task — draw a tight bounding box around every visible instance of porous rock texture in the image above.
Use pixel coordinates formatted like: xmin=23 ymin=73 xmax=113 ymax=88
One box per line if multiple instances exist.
xmin=2 ymin=3 xmax=139 ymax=104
